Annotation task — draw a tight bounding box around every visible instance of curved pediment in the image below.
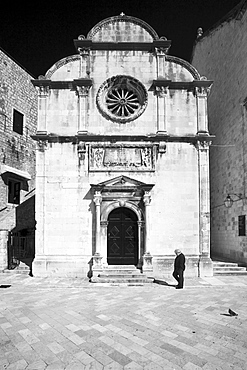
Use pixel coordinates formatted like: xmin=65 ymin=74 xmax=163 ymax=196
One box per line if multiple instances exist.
xmin=87 ymin=14 xmax=159 ymax=42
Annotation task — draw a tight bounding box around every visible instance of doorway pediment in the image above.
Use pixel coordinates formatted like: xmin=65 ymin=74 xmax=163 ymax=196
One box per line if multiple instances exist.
xmin=91 ymin=175 xmax=154 ymax=195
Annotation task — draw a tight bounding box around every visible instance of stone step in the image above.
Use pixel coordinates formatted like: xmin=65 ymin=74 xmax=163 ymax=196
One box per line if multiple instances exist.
xmin=214 ymin=270 xmax=247 ymax=275
xmin=213 ymin=261 xmax=239 ymax=267
xmin=213 ymin=261 xmax=247 ymax=275
xmin=214 ymin=266 xmax=246 ymax=271
xmin=3 ymin=268 xmax=30 ymax=275
xmin=101 ymin=269 xmax=141 ymax=275
xmin=107 ymin=265 xmax=138 ymax=270
xmin=91 ymin=277 xmax=154 ymax=284
xmin=98 ymin=273 xmax=142 ymax=278
xmin=91 ymin=265 xmax=153 ymax=284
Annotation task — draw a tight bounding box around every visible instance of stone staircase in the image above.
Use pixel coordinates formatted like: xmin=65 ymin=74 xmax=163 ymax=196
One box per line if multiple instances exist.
xmin=213 ymin=261 xmax=247 ymax=275
xmin=3 ymin=260 xmax=32 ymax=275
xmin=90 ymin=265 xmax=154 ymax=285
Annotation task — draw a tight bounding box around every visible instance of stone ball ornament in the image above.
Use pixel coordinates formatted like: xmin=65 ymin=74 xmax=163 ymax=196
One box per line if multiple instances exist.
xmin=96 ymin=75 xmax=148 ymax=123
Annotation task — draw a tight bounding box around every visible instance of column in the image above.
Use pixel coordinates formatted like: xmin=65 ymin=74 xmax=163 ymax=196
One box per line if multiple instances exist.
xmin=100 ymin=221 xmax=108 ymax=266
xmin=91 ymin=191 xmax=103 ymax=277
xmin=76 ymin=86 xmax=91 ymax=135
xmin=137 ymin=221 xmax=144 ymax=268
xmin=197 ymin=141 xmax=213 ymax=276
xmin=142 ymin=191 xmax=153 ymax=274
xmin=155 ymin=86 xmax=168 ymax=135
xmin=93 ymin=191 xmax=102 ymax=255
xmin=36 ymin=85 xmax=49 ymax=134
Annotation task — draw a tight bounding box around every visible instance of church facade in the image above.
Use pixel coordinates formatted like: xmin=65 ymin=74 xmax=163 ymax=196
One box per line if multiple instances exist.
xmin=32 ymin=15 xmax=213 ymax=278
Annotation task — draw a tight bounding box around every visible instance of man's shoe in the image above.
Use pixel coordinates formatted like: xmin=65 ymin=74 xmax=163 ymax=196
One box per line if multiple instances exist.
xmin=176 ymin=286 xmax=183 ymax=289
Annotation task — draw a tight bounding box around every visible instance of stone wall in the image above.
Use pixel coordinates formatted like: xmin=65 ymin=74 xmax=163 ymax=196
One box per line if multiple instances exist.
xmin=191 ymin=9 xmax=247 ymax=264
xmin=0 ymin=48 xmax=37 ymax=209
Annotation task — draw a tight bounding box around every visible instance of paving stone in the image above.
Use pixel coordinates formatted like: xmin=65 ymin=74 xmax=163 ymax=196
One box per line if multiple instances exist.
xmin=1 ymin=274 xmax=247 ymax=369
xmin=108 ymin=350 xmax=132 ymax=367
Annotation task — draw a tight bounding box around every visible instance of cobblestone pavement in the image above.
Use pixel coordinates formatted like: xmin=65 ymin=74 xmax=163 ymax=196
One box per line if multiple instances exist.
xmin=1 ymin=273 xmax=247 ymax=369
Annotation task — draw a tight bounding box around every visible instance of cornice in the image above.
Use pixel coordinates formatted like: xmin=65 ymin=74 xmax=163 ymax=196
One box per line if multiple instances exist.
xmin=150 ymin=79 xmax=213 ymax=91
xmin=31 ymin=133 xmax=215 ymax=144
xmin=31 ymin=78 xmax=93 ymax=90
xmin=74 ymin=39 xmax=171 ymax=53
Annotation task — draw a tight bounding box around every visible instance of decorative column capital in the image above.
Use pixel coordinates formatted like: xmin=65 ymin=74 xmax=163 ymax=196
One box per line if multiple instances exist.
xmin=78 ymin=47 xmax=91 ymax=57
xmin=154 ymin=47 xmax=169 ymax=57
xmin=37 ymin=85 xmax=50 ymax=97
xmin=143 ymin=191 xmax=152 ymax=206
xmin=76 ymin=85 xmax=91 ymax=97
xmin=194 ymin=140 xmax=212 ymax=151
xmin=37 ymin=140 xmax=48 ymax=152
xmin=93 ymin=191 xmax=102 ymax=206
xmin=137 ymin=221 xmax=144 ymax=227
xmin=100 ymin=221 xmax=108 ymax=227
xmin=195 ymin=77 xmax=213 ymax=97
xmin=154 ymin=86 xmax=168 ymax=98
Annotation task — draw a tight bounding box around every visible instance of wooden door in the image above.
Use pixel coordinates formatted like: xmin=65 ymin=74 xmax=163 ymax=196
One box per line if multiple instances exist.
xmin=107 ymin=207 xmax=138 ymax=265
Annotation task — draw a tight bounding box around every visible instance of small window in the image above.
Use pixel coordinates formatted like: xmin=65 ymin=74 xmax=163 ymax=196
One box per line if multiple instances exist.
xmin=8 ymin=180 xmax=21 ymax=204
xmin=238 ymin=215 xmax=246 ymax=236
xmin=13 ymin=109 xmax=24 ymax=135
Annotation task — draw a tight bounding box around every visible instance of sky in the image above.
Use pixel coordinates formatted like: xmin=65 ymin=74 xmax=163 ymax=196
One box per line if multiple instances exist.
xmin=0 ymin=0 xmax=241 ymax=78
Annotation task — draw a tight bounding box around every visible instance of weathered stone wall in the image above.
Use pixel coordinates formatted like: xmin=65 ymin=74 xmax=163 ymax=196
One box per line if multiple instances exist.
xmin=191 ymin=9 xmax=247 ymax=263
xmin=0 ymin=48 xmax=37 ymax=210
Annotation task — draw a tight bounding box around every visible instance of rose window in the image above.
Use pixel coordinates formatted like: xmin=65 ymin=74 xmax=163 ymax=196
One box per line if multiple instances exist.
xmin=96 ymin=76 xmax=148 ymax=123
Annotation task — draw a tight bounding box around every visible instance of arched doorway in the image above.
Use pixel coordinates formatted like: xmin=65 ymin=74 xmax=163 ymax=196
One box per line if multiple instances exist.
xmin=107 ymin=207 xmax=138 ymax=265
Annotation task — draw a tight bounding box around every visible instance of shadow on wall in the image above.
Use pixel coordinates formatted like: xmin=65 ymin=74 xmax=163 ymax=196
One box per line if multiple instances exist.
xmin=8 ymin=194 xmax=35 ymax=276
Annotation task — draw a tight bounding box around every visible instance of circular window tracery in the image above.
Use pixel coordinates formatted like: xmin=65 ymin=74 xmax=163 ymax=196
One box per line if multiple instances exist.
xmin=96 ymin=76 xmax=148 ymax=123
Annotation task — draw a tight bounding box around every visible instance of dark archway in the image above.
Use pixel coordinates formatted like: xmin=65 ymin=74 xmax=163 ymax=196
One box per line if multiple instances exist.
xmin=107 ymin=207 xmax=138 ymax=265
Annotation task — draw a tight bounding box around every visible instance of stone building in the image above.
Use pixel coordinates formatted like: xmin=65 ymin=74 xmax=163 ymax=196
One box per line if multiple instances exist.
xmin=0 ymin=47 xmax=37 ymax=272
xmin=32 ymin=14 xmax=213 ymax=278
xmin=191 ymin=0 xmax=247 ymax=265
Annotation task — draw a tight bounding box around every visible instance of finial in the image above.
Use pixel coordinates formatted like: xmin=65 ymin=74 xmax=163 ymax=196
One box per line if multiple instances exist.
xmin=197 ymin=28 xmax=203 ymax=39
xmin=120 ymin=12 xmax=125 ymax=16
xmin=78 ymin=35 xmax=85 ymax=40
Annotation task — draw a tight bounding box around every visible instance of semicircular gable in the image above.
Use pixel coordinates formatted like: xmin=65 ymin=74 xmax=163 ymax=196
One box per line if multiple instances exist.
xmin=45 ymin=55 xmax=81 ymax=80
xmin=166 ymin=56 xmax=201 ymax=81
xmin=87 ymin=15 xmax=160 ymax=42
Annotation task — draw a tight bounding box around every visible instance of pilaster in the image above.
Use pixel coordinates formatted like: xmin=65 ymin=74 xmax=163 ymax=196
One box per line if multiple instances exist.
xmin=143 ymin=191 xmax=153 ymax=273
xmin=75 ymin=82 xmax=92 ymax=135
xmin=155 ymin=86 xmax=168 ymax=135
xmin=36 ymin=81 xmax=50 ymax=135
xmin=195 ymin=79 xmax=212 ymax=135
xmin=196 ymin=140 xmax=213 ymax=276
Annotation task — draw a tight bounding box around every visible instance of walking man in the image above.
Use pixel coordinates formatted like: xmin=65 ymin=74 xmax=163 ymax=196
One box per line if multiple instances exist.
xmin=173 ymin=249 xmax=185 ymax=289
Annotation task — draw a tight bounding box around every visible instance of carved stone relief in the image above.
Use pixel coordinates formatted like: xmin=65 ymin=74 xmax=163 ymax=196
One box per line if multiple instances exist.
xmin=89 ymin=145 xmax=155 ymax=171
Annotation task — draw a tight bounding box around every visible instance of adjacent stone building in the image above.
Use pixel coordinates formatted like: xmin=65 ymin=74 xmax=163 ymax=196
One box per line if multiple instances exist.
xmin=32 ymin=14 xmax=213 ymax=278
xmin=0 ymin=47 xmax=37 ymax=271
xmin=191 ymin=0 xmax=247 ymax=264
